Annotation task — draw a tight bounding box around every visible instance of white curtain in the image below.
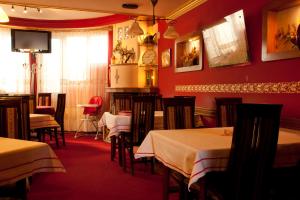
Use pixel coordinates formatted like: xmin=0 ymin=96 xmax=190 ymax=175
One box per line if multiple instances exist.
xmin=38 ymin=30 xmax=109 ymax=131
xmin=0 ymin=28 xmax=30 ymax=94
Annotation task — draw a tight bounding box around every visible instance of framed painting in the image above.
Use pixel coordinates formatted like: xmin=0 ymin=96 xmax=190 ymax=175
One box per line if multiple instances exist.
xmin=162 ymin=48 xmax=171 ymax=68
xmin=262 ymin=0 xmax=300 ymax=61
xmin=202 ymin=9 xmax=250 ymax=67
xmin=175 ymin=32 xmax=202 ymax=73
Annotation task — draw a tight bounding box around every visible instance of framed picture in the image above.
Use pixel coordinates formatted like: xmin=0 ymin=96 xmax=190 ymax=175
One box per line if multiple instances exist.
xmin=262 ymin=0 xmax=300 ymax=61
xmin=117 ymin=27 xmax=123 ymax=41
xmin=175 ymin=32 xmax=202 ymax=73
xmin=162 ymin=48 xmax=171 ymax=68
xmin=202 ymin=9 xmax=250 ymax=68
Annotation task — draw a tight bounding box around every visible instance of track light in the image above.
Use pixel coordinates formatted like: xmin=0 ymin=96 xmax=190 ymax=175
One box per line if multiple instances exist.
xmin=23 ymin=6 xmax=27 ymax=14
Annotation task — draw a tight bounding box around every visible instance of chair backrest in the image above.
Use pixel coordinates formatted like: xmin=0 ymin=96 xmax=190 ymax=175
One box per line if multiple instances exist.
xmin=112 ymin=93 xmax=133 ymax=114
xmin=225 ymin=103 xmax=282 ymax=200
xmin=55 ymin=93 xmax=66 ymax=127
xmin=215 ymin=97 xmax=242 ymax=127
xmin=38 ymin=93 xmax=52 ymax=106
xmin=0 ymin=97 xmax=28 ymax=140
xmin=130 ymin=96 xmax=156 ymax=146
xmin=83 ymin=96 xmax=103 ymax=116
xmin=28 ymin=94 xmax=36 ymax=114
xmin=163 ymin=97 xmax=195 ymax=129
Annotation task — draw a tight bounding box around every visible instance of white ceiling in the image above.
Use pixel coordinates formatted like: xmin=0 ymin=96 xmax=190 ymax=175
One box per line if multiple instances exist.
xmin=0 ymin=0 xmax=191 ymax=20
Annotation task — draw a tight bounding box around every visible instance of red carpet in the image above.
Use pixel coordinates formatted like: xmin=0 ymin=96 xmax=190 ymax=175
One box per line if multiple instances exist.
xmin=28 ymin=134 xmax=176 ymax=200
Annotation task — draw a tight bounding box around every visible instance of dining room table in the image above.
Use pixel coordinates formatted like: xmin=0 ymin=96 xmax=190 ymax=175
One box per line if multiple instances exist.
xmin=98 ymin=110 xmax=204 ymax=141
xmin=0 ymin=137 xmax=65 ymax=198
xmin=134 ymin=127 xmax=300 ymax=198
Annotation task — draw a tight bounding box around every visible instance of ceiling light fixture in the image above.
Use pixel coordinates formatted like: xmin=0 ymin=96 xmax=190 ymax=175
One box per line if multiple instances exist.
xmin=127 ymin=0 xmax=179 ymax=39
xmin=0 ymin=6 xmax=9 ymax=22
xmin=23 ymin=6 xmax=27 ymax=14
xmin=11 ymin=5 xmax=15 ymax=12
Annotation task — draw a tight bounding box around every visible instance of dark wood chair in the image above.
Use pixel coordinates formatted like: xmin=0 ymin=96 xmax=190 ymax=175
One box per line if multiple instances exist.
xmin=162 ymin=97 xmax=196 ymax=200
xmin=0 ymin=97 xmax=29 ymax=200
xmin=110 ymin=93 xmax=134 ymax=163
xmin=205 ymin=103 xmax=282 ymax=200
xmin=28 ymin=94 xmax=37 ymax=114
xmin=37 ymin=92 xmax=52 ymax=106
xmin=215 ymin=97 xmax=242 ymax=127
xmin=40 ymin=93 xmax=66 ymax=147
xmin=122 ymin=95 xmax=156 ymax=175
xmin=163 ymin=97 xmax=195 ymax=129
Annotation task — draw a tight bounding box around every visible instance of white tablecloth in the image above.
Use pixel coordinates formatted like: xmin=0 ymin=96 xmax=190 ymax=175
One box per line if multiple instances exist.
xmin=135 ymin=127 xmax=300 ymax=188
xmin=98 ymin=111 xmax=204 ymax=139
xmin=0 ymin=137 xmax=65 ymax=186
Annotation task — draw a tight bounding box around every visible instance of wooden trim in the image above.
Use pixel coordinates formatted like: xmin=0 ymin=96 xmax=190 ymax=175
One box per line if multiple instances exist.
xmin=167 ymin=0 xmax=208 ymax=20
xmin=280 ymin=118 xmax=300 ymax=130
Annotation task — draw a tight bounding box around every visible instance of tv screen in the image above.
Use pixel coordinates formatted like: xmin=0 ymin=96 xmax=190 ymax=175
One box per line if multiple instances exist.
xmin=202 ymin=9 xmax=250 ymax=67
xmin=11 ymin=29 xmax=51 ymax=53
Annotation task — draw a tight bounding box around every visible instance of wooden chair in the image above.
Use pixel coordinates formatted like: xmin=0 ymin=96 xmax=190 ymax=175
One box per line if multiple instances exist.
xmin=206 ymin=103 xmax=282 ymax=200
xmin=37 ymin=92 xmax=52 ymax=106
xmin=163 ymin=97 xmax=195 ymax=129
xmin=112 ymin=93 xmax=133 ymax=114
xmin=122 ymin=95 xmax=156 ymax=175
xmin=215 ymin=97 xmax=242 ymax=127
xmin=28 ymin=94 xmax=37 ymax=114
xmin=110 ymin=93 xmax=134 ymax=163
xmin=40 ymin=93 xmax=66 ymax=147
xmin=162 ymin=97 xmax=196 ymax=200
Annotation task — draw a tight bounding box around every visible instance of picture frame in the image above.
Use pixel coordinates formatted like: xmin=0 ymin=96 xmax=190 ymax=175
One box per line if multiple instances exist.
xmin=161 ymin=48 xmax=171 ymax=68
xmin=202 ymin=9 xmax=250 ymax=68
xmin=262 ymin=0 xmax=300 ymax=61
xmin=175 ymin=32 xmax=202 ymax=73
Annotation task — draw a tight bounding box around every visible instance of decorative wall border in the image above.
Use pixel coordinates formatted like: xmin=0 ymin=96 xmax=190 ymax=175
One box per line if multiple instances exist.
xmin=175 ymin=81 xmax=300 ymax=94
xmin=167 ymin=0 xmax=208 ymax=20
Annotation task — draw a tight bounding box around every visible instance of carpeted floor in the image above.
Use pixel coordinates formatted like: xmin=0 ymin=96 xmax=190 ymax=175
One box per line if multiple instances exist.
xmin=27 ymin=133 xmax=177 ymax=200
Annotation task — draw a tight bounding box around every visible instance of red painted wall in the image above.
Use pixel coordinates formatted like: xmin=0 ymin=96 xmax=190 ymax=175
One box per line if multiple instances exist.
xmin=158 ymin=0 xmax=300 ymax=123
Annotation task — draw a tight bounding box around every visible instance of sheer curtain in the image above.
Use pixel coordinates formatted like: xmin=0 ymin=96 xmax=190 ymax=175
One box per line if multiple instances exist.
xmin=38 ymin=30 xmax=109 ymax=131
xmin=0 ymin=28 xmax=30 ymax=94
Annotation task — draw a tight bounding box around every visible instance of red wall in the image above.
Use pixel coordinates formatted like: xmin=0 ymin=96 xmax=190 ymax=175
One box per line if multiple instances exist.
xmin=158 ymin=0 xmax=300 ymax=122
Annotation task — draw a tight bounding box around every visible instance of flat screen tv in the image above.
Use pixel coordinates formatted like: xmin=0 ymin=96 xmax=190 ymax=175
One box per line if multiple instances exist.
xmin=202 ymin=9 xmax=250 ymax=67
xmin=11 ymin=29 xmax=51 ymax=53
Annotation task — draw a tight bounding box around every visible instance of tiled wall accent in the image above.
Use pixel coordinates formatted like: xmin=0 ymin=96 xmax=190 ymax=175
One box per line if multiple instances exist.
xmin=175 ymin=81 xmax=300 ymax=94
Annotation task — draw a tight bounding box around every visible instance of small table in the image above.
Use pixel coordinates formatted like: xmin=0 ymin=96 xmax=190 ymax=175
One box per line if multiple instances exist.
xmin=0 ymin=137 xmax=65 ymax=197
xmin=30 ymin=114 xmax=59 ymax=129
xmin=75 ymin=104 xmax=101 ymax=139
xmin=36 ymin=106 xmax=55 ymax=115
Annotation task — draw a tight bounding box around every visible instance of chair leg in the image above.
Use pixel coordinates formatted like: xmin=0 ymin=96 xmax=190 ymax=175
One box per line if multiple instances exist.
xmin=121 ymin=134 xmax=127 ymax=172
xmin=117 ymin=136 xmax=123 ymax=166
xmin=130 ymin=148 xmax=134 ymax=175
xmin=61 ymin=126 xmax=65 ymax=146
xmin=54 ymin=128 xmax=59 ymax=148
xmin=111 ymin=136 xmax=116 ymax=161
xmin=74 ymin=120 xmax=84 ymax=138
xmin=162 ymin=165 xmax=170 ymax=200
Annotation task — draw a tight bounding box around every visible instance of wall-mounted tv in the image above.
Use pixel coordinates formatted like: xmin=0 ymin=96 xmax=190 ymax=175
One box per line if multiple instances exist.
xmin=202 ymin=9 xmax=250 ymax=67
xmin=11 ymin=29 xmax=51 ymax=53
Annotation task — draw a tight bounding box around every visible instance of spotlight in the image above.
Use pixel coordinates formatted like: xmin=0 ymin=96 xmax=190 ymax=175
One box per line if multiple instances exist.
xmin=23 ymin=6 xmax=27 ymax=14
xmin=37 ymin=8 xmax=42 ymax=13
xmin=11 ymin=5 xmax=15 ymax=12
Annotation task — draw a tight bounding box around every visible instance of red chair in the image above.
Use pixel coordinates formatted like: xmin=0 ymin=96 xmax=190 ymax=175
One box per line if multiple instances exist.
xmin=74 ymin=96 xmax=103 ymax=139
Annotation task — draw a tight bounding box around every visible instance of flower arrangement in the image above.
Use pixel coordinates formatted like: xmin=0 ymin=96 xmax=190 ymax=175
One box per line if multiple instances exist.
xmin=113 ymin=40 xmax=135 ymax=63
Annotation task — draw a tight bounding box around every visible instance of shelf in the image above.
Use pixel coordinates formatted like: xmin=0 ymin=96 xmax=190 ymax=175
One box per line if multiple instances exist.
xmin=138 ymin=64 xmax=158 ymax=68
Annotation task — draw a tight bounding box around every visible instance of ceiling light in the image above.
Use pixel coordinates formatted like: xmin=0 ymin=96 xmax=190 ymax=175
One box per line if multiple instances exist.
xmin=37 ymin=8 xmax=42 ymax=13
xmin=11 ymin=5 xmax=15 ymax=12
xmin=24 ymin=6 xmax=27 ymax=14
xmin=127 ymin=0 xmax=179 ymax=39
xmin=163 ymin=24 xmax=179 ymax=39
xmin=122 ymin=3 xmax=138 ymax=9
xmin=0 ymin=6 xmax=9 ymax=22
xmin=127 ymin=20 xmax=144 ymax=36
